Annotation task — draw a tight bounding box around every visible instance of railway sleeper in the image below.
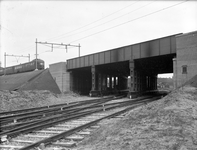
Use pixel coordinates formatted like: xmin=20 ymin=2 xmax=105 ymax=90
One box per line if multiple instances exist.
xmin=23 ymin=134 xmax=84 ymax=141
xmin=10 ymin=139 xmax=77 ymax=148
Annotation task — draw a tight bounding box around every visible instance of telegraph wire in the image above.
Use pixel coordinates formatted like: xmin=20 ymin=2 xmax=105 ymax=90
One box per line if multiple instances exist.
xmin=69 ymin=0 xmax=189 ymax=44
xmin=14 ymin=1 xmax=139 ymax=54
xmin=45 ymin=1 xmax=140 ymax=41
xmin=49 ymin=0 xmax=156 ymax=41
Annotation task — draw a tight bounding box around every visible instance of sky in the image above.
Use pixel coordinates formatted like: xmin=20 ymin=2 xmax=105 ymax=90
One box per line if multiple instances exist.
xmin=0 ymin=0 xmax=197 ymax=78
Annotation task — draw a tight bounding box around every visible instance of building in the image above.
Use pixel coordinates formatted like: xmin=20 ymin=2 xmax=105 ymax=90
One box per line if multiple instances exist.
xmin=173 ymin=31 xmax=197 ymax=88
xmin=49 ymin=62 xmax=70 ymax=93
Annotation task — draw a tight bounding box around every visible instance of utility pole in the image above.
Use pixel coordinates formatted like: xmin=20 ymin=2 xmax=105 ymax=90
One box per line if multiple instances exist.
xmin=4 ymin=52 xmax=30 ymax=75
xmin=35 ymin=40 xmax=81 ymax=57
xmin=35 ymin=38 xmax=38 ymax=70
xmin=4 ymin=52 xmax=6 ymax=75
xmin=79 ymin=44 xmax=80 ymax=57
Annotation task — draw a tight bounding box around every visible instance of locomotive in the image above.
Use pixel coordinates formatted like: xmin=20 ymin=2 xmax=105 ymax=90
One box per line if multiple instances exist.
xmin=0 ymin=59 xmax=45 ymax=76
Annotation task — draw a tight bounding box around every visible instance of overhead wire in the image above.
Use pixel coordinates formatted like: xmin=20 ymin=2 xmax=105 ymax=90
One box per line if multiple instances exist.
xmin=45 ymin=0 xmax=140 ymax=41
xmin=50 ymin=0 xmax=156 ymax=41
xmin=14 ymin=1 xmax=140 ymax=55
xmin=68 ymin=0 xmax=189 ymax=44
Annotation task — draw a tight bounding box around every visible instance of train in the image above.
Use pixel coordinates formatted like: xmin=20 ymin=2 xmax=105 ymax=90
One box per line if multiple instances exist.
xmin=0 ymin=59 xmax=45 ymax=76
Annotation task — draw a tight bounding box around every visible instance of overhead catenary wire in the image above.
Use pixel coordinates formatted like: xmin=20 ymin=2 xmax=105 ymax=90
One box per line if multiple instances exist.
xmin=13 ymin=1 xmax=140 ymax=54
xmin=68 ymin=0 xmax=189 ymax=44
xmin=45 ymin=0 xmax=140 ymax=41
xmin=49 ymin=0 xmax=156 ymax=41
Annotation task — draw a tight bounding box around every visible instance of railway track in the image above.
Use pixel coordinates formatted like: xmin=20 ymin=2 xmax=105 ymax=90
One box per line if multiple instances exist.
xmin=0 ymin=96 xmax=115 ymax=117
xmin=0 ymin=95 xmax=162 ymax=150
xmin=0 ymin=96 xmax=121 ymax=127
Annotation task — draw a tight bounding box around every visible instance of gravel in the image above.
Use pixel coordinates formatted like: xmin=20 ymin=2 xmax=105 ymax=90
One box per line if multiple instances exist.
xmin=76 ymin=86 xmax=197 ymax=150
xmin=0 ymin=90 xmax=96 ymax=112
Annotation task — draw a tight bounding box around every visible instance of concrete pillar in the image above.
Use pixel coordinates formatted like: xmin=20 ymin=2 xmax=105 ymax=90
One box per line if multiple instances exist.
xmin=129 ymin=61 xmax=134 ymax=92
xmin=70 ymin=71 xmax=73 ymax=91
xmin=91 ymin=66 xmax=96 ymax=91
xmin=134 ymin=71 xmax=137 ymax=92
xmin=128 ymin=60 xmax=137 ymax=98
xmin=72 ymin=73 xmax=75 ymax=92
xmin=155 ymin=75 xmax=157 ymax=90
xmin=90 ymin=65 xmax=99 ymax=96
xmin=173 ymin=58 xmax=177 ymax=89
xmin=98 ymin=73 xmax=102 ymax=91
xmin=102 ymin=74 xmax=106 ymax=91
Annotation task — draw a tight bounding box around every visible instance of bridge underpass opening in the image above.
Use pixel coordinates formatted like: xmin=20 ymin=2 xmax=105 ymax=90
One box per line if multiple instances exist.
xmin=157 ymin=73 xmax=173 ymax=90
xmin=158 ymin=73 xmax=173 ymax=79
xmin=70 ymin=54 xmax=175 ymax=96
xmin=132 ymin=54 xmax=175 ymax=94
xmin=94 ymin=61 xmax=129 ymax=93
xmin=70 ymin=61 xmax=131 ymax=96
xmin=90 ymin=61 xmax=130 ymax=96
xmin=70 ymin=67 xmax=92 ymax=95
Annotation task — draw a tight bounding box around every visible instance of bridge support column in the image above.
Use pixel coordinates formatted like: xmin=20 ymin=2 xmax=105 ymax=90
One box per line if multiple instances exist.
xmin=89 ymin=65 xmax=99 ymax=97
xmin=173 ymin=58 xmax=177 ymax=89
xmin=102 ymin=74 xmax=106 ymax=91
xmin=154 ymin=75 xmax=157 ymax=90
xmin=70 ymin=71 xmax=73 ymax=91
xmin=98 ymin=73 xmax=102 ymax=91
xmin=128 ymin=60 xmax=138 ymax=98
xmin=105 ymin=75 xmax=108 ymax=91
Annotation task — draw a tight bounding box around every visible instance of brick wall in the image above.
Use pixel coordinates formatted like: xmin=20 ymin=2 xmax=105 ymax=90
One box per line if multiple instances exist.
xmin=49 ymin=62 xmax=70 ymax=93
xmin=174 ymin=31 xmax=197 ymax=88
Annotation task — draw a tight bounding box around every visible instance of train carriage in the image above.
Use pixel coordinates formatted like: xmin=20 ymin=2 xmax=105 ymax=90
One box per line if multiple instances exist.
xmin=0 ymin=59 xmax=45 ymax=76
xmin=5 ymin=67 xmax=14 ymax=75
xmin=14 ymin=65 xmax=23 ymax=73
xmin=0 ymin=68 xmax=4 ymax=75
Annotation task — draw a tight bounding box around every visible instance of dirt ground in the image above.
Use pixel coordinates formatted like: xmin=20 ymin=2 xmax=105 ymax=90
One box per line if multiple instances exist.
xmin=1 ymin=75 xmax=197 ymax=150
xmin=0 ymin=90 xmax=96 ymax=112
xmin=76 ymin=86 xmax=197 ymax=150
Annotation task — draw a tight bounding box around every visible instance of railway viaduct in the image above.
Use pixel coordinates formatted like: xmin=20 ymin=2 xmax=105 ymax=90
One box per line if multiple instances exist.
xmin=50 ymin=31 xmax=197 ymax=97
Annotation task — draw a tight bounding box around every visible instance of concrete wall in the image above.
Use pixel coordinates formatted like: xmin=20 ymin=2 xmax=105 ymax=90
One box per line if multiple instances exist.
xmin=174 ymin=31 xmax=197 ymax=88
xmin=49 ymin=62 xmax=70 ymax=93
